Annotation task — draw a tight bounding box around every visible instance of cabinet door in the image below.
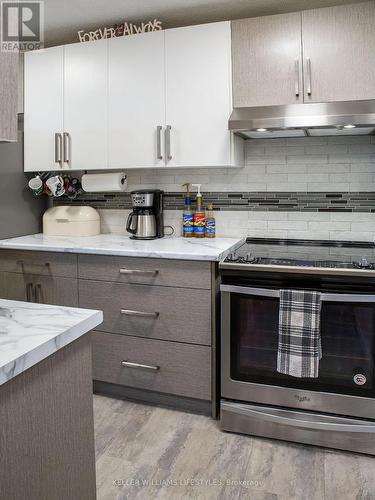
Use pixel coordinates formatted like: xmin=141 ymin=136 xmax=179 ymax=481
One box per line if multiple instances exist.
xmin=165 ymin=22 xmax=233 ymax=167
xmin=302 ymin=2 xmax=375 ymax=103
xmin=1 ymin=273 xmax=78 ymax=306
xmin=108 ymin=31 xmax=165 ymax=168
xmin=33 ymin=276 xmax=78 ymax=307
xmin=231 ymin=13 xmax=303 ymax=107
xmin=2 ymin=272 xmax=32 ymax=301
xmin=24 ymin=47 xmax=64 ymax=172
xmin=63 ymin=40 xmax=108 ymax=170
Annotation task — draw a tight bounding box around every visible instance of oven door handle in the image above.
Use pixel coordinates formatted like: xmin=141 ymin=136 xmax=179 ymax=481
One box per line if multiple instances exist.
xmin=221 ymin=402 xmax=375 ymax=433
xmin=220 ymin=284 xmax=375 ymax=303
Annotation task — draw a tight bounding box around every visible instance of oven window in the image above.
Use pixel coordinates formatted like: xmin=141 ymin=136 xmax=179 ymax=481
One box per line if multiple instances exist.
xmin=230 ymin=293 xmax=375 ymax=397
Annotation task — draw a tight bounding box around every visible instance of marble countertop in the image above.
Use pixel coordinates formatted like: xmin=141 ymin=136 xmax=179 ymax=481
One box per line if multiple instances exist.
xmin=0 ymin=234 xmax=243 ymax=261
xmin=0 ymin=299 xmax=103 ymax=385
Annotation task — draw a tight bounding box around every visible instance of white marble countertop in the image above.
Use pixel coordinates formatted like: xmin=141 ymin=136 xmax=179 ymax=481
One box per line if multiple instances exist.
xmin=0 ymin=234 xmax=243 ymax=261
xmin=0 ymin=299 xmax=103 ymax=385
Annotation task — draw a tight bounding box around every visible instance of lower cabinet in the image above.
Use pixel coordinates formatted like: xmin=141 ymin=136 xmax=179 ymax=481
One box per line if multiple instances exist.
xmin=0 ymin=272 xmax=78 ymax=307
xmin=0 ymin=250 xmax=214 ymax=412
xmin=92 ymin=331 xmax=211 ymax=401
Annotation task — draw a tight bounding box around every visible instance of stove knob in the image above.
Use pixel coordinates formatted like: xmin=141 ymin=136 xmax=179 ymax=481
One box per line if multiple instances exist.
xmin=356 ymin=257 xmax=371 ymax=269
xmin=226 ymin=252 xmax=236 ymax=262
xmin=244 ymin=253 xmax=252 ymax=262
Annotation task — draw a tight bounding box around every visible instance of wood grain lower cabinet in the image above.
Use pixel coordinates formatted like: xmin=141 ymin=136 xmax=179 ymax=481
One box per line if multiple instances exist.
xmin=79 ymin=279 xmax=211 ymax=345
xmin=1 ymin=272 xmax=78 ymax=307
xmin=92 ymin=331 xmax=211 ymax=400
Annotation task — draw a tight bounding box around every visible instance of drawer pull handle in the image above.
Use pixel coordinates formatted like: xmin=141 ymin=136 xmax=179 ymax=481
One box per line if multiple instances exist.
xmin=121 ymin=361 xmax=160 ymax=371
xmin=119 ymin=269 xmax=159 ymax=276
xmin=121 ymin=309 xmax=159 ymax=319
xmin=17 ymin=260 xmax=50 ymax=267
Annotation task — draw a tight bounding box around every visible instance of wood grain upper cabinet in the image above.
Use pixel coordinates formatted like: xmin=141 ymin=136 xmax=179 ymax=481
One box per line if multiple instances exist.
xmin=231 ymin=13 xmax=303 ymax=107
xmin=24 ymin=47 xmax=64 ymax=172
xmin=108 ymin=31 xmax=165 ymax=169
xmin=63 ymin=40 xmax=108 ymax=170
xmin=302 ymin=1 xmax=375 ymax=103
xmin=165 ymin=22 xmax=236 ymax=167
xmin=0 ymin=52 xmax=18 ymax=142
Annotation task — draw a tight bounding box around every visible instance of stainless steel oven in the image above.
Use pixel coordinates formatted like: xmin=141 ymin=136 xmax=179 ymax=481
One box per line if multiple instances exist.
xmin=220 ymin=282 xmax=375 ymax=454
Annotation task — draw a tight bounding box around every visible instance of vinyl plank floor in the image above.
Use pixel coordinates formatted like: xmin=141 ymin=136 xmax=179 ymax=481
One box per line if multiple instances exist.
xmin=93 ymin=395 xmax=375 ymax=500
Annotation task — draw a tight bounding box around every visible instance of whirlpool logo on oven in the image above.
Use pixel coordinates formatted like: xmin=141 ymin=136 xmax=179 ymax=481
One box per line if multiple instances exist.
xmin=353 ymin=374 xmax=367 ymax=386
xmin=294 ymin=395 xmax=311 ymax=403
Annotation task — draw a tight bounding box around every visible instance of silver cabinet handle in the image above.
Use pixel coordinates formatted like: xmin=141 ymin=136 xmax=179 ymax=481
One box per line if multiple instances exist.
xmin=54 ymin=133 xmax=62 ymax=164
xmin=294 ymin=59 xmax=300 ymax=97
xmin=156 ymin=125 xmax=163 ymax=160
xmin=222 ymin=402 xmax=375 ymax=434
xmin=165 ymin=125 xmax=172 ymax=161
xmin=306 ymin=57 xmax=312 ymax=96
xmin=63 ymin=132 xmax=71 ymax=164
xmin=17 ymin=260 xmax=50 ymax=268
xmin=35 ymin=283 xmax=42 ymax=303
xmin=26 ymin=282 xmax=33 ymax=302
xmin=121 ymin=361 xmax=160 ymax=371
xmin=119 ymin=268 xmax=158 ymax=276
xmin=121 ymin=309 xmax=159 ymax=319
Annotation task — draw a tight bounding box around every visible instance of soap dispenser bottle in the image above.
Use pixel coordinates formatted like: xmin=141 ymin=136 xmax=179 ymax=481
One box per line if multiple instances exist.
xmin=192 ymin=184 xmax=205 ymax=238
xmin=182 ymin=183 xmax=194 ymax=238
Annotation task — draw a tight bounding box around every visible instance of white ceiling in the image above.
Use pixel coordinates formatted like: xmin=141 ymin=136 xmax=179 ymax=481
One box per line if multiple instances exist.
xmin=44 ymin=0 xmax=365 ymax=46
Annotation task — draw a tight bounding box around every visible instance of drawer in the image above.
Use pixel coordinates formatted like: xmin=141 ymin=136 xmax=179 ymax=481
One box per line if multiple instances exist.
xmin=78 ymin=255 xmax=211 ymax=289
xmin=0 ymin=250 xmax=77 ymax=278
xmin=79 ymin=280 xmax=211 ymax=345
xmin=92 ymin=331 xmax=211 ymax=400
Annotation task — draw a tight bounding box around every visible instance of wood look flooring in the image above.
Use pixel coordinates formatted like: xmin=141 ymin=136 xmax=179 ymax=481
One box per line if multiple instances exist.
xmin=94 ymin=395 xmax=375 ymax=500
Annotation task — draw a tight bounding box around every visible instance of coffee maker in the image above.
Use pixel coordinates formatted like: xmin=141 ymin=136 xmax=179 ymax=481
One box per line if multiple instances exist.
xmin=126 ymin=189 xmax=164 ymax=240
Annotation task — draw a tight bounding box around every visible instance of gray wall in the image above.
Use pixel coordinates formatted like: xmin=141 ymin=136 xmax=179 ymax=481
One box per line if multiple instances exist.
xmin=0 ymin=131 xmax=45 ymax=239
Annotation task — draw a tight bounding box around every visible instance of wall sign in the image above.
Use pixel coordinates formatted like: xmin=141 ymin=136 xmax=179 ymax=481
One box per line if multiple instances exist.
xmin=78 ymin=19 xmax=162 ymax=42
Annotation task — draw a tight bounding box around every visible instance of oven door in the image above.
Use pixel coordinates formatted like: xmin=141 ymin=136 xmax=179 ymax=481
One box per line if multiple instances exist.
xmin=221 ymin=284 xmax=375 ymax=419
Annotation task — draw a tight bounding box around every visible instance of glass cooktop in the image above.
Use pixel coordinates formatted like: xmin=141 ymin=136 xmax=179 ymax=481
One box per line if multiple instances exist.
xmin=223 ymin=238 xmax=375 ymax=270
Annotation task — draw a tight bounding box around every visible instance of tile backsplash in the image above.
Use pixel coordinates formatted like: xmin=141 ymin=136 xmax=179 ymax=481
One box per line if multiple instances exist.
xmin=116 ymin=135 xmax=375 ymax=193
xmin=55 ymin=136 xmax=375 ymax=241
xmin=99 ymin=209 xmax=375 ymax=242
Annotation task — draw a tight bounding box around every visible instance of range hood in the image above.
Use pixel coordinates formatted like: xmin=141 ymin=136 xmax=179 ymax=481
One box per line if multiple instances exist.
xmin=229 ymin=100 xmax=375 ymax=139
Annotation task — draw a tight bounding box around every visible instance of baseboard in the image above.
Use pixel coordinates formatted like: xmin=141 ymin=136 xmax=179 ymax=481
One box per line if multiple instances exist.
xmin=93 ymin=380 xmax=212 ymax=416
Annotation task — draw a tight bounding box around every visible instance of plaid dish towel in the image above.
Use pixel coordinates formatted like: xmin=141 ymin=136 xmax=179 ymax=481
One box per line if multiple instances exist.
xmin=277 ymin=289 xmax=322 ymax=378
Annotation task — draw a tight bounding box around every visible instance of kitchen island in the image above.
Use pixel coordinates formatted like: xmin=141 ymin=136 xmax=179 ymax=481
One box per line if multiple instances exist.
xmin=0 ymin=299 xmax=103 ymax=500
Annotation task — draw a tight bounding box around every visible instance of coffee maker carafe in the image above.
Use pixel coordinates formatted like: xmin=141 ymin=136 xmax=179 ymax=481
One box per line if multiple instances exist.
xmin=126 ymin=190 xmax=164 ymax=240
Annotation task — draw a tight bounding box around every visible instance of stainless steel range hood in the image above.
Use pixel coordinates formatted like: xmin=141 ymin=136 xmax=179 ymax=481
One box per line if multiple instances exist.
xmin=229 ymin=100 xmax=375 ymax=139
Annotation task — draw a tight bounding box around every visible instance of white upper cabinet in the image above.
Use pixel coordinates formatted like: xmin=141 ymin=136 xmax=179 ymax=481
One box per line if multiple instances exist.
xmin=302 ymin=1 xmax=375 ymax=103
xmin=64 ymin=40 xmax=108 ymax=170
xmin=108 ymin=31 xmax=165 ymax=169
xmin=231 ymin=13 xmax=303 ymax=107
xmin=165 ymin=22 xmax=236 ymax=167
xmin=24 ymin=22 xmax=242 ymax=172
xmin=24 ymin=42 xmax=107 ymax=172
xmin=24 ymin=47 xmax=64 ymax=172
